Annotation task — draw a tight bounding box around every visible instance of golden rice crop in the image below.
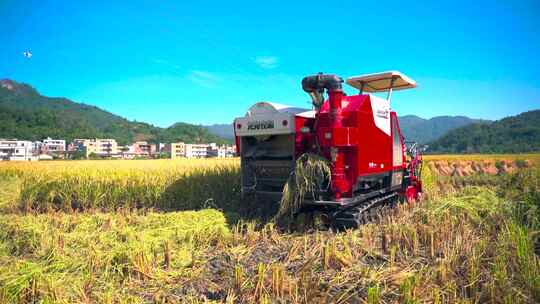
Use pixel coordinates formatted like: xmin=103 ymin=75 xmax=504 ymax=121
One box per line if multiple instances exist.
xmin=0 ymin=159 xmax=241 ymax=213
xmin=423 ymin=153 xmax=540 ymax=162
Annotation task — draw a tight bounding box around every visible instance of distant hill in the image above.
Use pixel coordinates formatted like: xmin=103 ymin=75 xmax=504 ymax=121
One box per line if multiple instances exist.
xmin=428 ymin=110 xmax=540 ymax=153
xmin=204 ymin=114 xmax=484 ymax=143
xmin=0 ymin=79 xmax=228 ymax=145
xmin=399 ymin=115 xmax=488 ymax=144
xmin=205 ymin=123 xmax=235 ymax=140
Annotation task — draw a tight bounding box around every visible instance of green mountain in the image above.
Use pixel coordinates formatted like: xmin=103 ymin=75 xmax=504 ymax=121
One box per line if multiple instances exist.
xmin=204 ymin=123 xmax=235 ymax=140
xmin=428 ymin=110 xmax=540 ymax=153
xmin=0 ymin=79 xmax=228 ymax=145
xmin=398 ymin=115 xmax=488 ymax=144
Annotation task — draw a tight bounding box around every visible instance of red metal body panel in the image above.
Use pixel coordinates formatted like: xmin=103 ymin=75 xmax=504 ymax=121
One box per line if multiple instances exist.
xmin=294 ymin=94 xmax=404 ymax=199
xmin=293 ymin=116 xmax=315 ymax=158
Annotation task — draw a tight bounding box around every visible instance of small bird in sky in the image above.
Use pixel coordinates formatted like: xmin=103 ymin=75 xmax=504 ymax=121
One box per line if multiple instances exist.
xmin=23 ymin=51 xmax=33 ymax=58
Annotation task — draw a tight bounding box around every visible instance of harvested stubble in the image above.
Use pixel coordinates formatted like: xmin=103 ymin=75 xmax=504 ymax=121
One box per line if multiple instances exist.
xmin=0 ymin=157 xmax=538 ymax=303
xmin=0 ymin=209 xmax=230 ymax=303
xmin=204 ymin=184 xmax=539 ymax=303
xmin=2 ymin=173 xmax=537 ymax=303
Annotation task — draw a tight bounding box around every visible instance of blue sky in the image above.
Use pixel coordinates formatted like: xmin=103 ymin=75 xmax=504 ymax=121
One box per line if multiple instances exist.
xmin=1 ymin=0 xmax=539 ymax=127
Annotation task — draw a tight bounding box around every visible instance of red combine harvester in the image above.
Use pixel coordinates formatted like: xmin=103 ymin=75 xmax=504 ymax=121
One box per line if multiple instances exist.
xmin=234 ymin=71 xmax=423 ymax=228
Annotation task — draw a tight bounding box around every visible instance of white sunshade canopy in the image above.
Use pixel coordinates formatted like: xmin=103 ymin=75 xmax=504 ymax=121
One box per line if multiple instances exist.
xmin=346 ymin=71 xmax=416 ymax=93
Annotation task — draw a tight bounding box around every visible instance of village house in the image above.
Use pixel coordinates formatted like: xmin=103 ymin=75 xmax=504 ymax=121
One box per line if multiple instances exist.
xmin=0 ymin=140 xmax=37 ymax=161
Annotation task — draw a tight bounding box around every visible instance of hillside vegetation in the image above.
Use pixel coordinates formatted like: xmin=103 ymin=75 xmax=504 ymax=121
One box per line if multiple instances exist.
xmin=205 ymin=123 xmax=235 ymax=140
xmin=398 ymin=115 xmax=487 ymax=143
xmin=0 ymin=79 xmax=228 ymax=145
xmin=428 ymin=110 xmax=540 ymax=153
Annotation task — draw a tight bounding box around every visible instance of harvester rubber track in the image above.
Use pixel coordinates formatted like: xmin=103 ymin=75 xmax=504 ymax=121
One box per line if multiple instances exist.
xmin=332 ymin=192 xmax=398 ymax=229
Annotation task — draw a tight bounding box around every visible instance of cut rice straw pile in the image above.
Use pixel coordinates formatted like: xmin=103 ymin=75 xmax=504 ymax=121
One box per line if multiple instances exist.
xmin=274 ymin=153 xmax=331 ymax=224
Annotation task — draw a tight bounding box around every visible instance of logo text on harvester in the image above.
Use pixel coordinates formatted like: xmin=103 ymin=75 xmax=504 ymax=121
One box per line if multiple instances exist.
xmin=376 ymin=108 xmax=389 ymax=119
xmin=247 ymin=120 xmax=275 ymax=130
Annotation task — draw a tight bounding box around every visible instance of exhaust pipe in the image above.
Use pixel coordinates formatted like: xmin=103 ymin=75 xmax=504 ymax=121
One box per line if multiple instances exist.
xmin=301 ymin=73 xmax=343 ymax=108
xmin=301 ymin=73 xmax=348 ymax=199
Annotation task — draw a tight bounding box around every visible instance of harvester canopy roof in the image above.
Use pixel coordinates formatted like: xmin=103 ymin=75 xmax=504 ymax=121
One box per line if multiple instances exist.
xmin=346 ymin=71 xmax=416 ymax=93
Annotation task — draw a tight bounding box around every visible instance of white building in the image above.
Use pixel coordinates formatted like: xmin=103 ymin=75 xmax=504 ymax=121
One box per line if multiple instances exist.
xmin=166 ymin=142 xmax=186 ymax=159
xmin=0 ymin=140 xmax=37 ymax=161
xmin=217 ymin=145 xmax=236 ymax=158
xmin=158 ymin=143 xmax=166 ymax=153
xmin=32 ymin=141 xmax=42 ymax=153
xmin=185 ymin=143 xmax=215 ymax=158
xmin=72 ymin=138 xmax=118 ymax=158
xmin=165 ymin=142 xmax=236 ymax=158
xmin=41 ymin=138 xmax=66 ymax=154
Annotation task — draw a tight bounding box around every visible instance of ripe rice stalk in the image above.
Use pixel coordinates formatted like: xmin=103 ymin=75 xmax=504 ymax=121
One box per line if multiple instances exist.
xmin=274 ymin=153 xmax=331 ymax=224
xmin=11 ymin=159 xmax=241 ymax=213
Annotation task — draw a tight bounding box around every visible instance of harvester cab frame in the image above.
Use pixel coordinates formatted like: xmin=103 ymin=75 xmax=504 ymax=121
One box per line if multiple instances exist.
xmin=234 ymin=71 xmax=423 ymax=228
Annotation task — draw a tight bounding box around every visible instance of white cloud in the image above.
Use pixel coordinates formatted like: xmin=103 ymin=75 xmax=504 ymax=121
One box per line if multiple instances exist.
xmin=254 ymin=56 xmax=278 ymax=69
xmin=187 ymin=70 xmax=220 ymax=88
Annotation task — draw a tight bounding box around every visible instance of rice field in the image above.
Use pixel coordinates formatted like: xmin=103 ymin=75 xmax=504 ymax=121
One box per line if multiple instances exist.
xmin=0 ymin=159 xmax=241 ymax=215
xmin=0 ymin=155 xmax=538 ymax=303
xmin=423 ymin=153 xmax=540 ymax=162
